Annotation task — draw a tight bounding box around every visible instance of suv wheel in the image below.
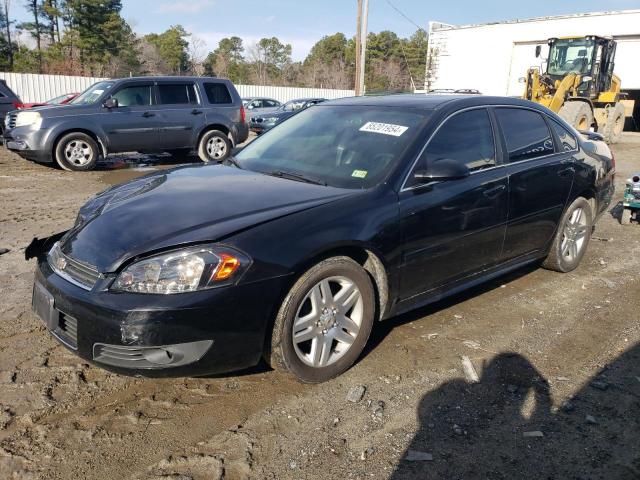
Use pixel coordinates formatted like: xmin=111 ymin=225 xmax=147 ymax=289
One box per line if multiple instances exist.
xmin=542 ymin=197 xmax=593 ymax=272
xmin=55 ymin=132 xmax=100 ymax=171
xmin=266 ymin=256 xmax=375 ymax=383
xmin=198 ymin=130 xmax=230 ymax=163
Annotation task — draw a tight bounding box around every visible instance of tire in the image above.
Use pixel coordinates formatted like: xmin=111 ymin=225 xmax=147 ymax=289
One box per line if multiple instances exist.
xmin=54 ymin=132 xmax=100 ymax=171
xmin=602 ymin=102 xmax=625 ymax=144
xmin=197 ymin=130 xmax=230 ymax=163
xmin=620 ymin=208 xmax=632 ymax=225
xmin=558 ymin=102 xmax=593 ymax=132
xmin=266 ymin=256 xmax=376 ymax=383
xmin=542 ymin=197 xmax=593 ymax=273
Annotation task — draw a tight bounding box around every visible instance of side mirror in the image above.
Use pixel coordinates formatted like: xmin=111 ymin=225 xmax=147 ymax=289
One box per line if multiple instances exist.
xmin=535 ymin=45 xmax=542 ymax=58
xmin=414 ymin=158 xmax=470 ymax=183
xmin=103 ymin=97 xmax=118 ymax=109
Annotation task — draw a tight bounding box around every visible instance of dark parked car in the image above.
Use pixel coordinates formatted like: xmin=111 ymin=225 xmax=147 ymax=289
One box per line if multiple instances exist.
xmin=3 ymin=76 xmax=248 ymax=171
xmin=249 ymin=97 xmax=326 ymax=133
xmin=0 ymin=79 xmax=23 ymax=139
xmin=29 ymin=95 xmax=614 ymax=383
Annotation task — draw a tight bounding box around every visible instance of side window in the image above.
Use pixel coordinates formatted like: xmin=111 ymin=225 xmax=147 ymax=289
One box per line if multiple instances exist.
xmin=203 ymin=83 xmax=232 ymax=104
xmin=157 ymin=84 xmax=197 ymax=105
xmin=265 ymin=100 xmax=279 ymax=107
xmin=495 ymin=108 xmax=555 ymax=162
xmin=111 ymin=85 xmax=152 ymax=107
xmin=551 ymin=120 xmax=578 ymax=152
xmin=419 ymin=108 xmax=496 ymax=174
xmin=0 ymin=90 xmax=6 ymax=98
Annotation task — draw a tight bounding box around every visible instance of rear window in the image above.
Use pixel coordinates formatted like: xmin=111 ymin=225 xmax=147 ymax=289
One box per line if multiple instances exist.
xmin=203 ymin=83 xmax=232 ymax=104
xmin=495 ymin=108 xmax=554 ymax=162
xmin=551 ymin=120 xmax=578 ymax=152
xmin=157 ymin=84 xmax=198 ymax=105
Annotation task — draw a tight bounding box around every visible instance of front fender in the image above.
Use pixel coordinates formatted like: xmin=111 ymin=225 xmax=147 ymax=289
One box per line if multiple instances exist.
xmin=40 ymin=119 xmax=110 ymax=156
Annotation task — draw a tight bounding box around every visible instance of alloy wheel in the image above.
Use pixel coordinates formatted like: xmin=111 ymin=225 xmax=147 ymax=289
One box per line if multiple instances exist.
xmin=206 ymin=137 xmax=227 ymax=160
xmin=292 ymin=276 xmax=363 ymax=368
xmin=560 ymin=207 xmax=589 ymax=262
xmin=64 ymin=140 xmax=93 ymax=166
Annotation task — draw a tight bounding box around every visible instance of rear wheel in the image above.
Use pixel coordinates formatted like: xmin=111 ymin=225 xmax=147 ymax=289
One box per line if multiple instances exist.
xmin=543 ymin=197 xmax=593 ymax=272
xmin=197 ymin=130 xmax=230 ymax=163
xmin=602 ymin=102 xmax=625 ymax=144
xmin=54 ymin=132 xmax=100 ymax=171
xmin=266 ymin=256 xmax=375 ymax=383
xmin=559 ymin=102 xmax=593 ymax=132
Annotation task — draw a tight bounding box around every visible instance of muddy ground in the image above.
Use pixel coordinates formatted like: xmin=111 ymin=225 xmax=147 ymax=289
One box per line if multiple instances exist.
xmin=0 ymin=135 xmax=639 ymax=480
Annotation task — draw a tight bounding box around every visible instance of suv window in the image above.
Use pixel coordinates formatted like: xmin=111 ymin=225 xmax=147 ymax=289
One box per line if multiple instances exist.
xmin=551 ymin=120 xmax=578 ymax=152
xmin=157 ymin=84 xmax=198 ymax=105
xmin=417 ymin=108 xmax=496 ymax=175
xmin=496 ymin=108 xmax=555 ymax=162
xmin=203 ymin=83 xmax=232 ymax=104
xmin=112 ymin=84 xmax=152 ymax=107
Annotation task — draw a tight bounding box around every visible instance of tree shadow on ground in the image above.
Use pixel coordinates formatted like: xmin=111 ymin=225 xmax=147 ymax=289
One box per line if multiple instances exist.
xmin=390 ymin=343 xmax=640 ymax=479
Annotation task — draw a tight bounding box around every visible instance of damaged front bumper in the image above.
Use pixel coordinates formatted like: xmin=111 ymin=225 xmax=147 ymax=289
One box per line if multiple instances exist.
xmin=31 ymin=238 xmax=282 ymax=377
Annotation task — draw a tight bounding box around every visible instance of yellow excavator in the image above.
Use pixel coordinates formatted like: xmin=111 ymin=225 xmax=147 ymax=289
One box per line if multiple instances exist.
xmin=523 ymin=35 xmax=626 ymax=143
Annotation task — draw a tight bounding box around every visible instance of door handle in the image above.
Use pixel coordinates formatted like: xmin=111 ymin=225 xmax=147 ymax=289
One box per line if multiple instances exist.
xmin=191 ymin=109 xmax=203 ymax=115
xmin=482 ymin=184 xmax=506 ymax=199
xmin=142 ymin=112 xmax=155 ymax=118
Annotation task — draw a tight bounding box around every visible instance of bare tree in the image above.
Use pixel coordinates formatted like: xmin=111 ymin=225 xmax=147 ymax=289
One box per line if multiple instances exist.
xmin=138 ymin=37 xmax=167 ymax=75
xmin=188 ymin=34 xmax=207 ymax=75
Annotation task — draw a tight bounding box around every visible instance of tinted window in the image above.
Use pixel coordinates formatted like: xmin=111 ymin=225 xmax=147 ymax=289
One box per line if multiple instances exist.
xmin=157 ymin=84 xmax=197 ymax=105
xmin=420 ymin=108 xmax=496 ymax=173
xmin=496 ymin=108 xmax=554 ymax=162
xmin=551 ymin=120 xmax=578 ymax=152
xmin=111 ymin=85 xmax=152 ymax=107
xmin=203 ymin=83 xmax=232 ymax=104
xmin=265 ymin=100 xmax=280 ymax=107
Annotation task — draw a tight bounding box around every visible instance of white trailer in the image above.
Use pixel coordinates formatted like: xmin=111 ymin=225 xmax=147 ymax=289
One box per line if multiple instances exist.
xmin=425 ymin=10 xmax=640 ymax=127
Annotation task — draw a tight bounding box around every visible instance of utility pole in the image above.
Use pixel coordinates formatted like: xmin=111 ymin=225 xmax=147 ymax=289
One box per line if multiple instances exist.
xmin=358 ymin=0 xmax=369 ymax=96
xmin=355 ymin=0 xmax=362 ymax=95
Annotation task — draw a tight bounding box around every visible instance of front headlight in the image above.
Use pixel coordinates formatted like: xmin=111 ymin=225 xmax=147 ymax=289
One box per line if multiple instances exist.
xmin=112 ymin=245 xmax=250 ymax=294
xmin=15 ymin=111 xmax=42 ymax=129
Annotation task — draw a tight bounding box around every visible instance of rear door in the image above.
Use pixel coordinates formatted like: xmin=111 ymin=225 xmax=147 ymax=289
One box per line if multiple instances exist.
xmin=495 ymin=107 xmax=575 ymax=260
xmin=398 ymin=107 xmax=509 ymax=300
xmin=101 ymin=82 xmax=158 ymax=152
xmin=154 ymin=81 xmax=203 ymax=149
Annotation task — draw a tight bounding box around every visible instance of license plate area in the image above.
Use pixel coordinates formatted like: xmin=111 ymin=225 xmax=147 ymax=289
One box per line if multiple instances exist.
xmin=32 ymin=281 xmax=58 ymax=331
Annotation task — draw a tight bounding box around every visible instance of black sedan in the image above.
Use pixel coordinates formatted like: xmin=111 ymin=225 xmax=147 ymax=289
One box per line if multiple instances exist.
xmin=30 ymin=95 xmax=614 ymax=383
xmin=249 ymin=97 xmax=326 ymax=134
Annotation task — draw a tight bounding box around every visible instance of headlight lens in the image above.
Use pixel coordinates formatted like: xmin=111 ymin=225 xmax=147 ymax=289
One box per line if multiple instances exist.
xmin=15 ymin=111 xmax=42 ymax=129
xmin=112 ymin=245 xmax=250 ymax=294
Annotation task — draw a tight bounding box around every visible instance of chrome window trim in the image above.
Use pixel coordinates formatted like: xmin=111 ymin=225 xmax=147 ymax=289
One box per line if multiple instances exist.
xmin=400 ymin=104 xmax=570 ymax=193
xmin=548 ymin=117 xmax=580 ymax=154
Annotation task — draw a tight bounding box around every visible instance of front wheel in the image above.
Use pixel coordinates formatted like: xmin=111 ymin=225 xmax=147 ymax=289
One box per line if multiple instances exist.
xmin=54 ymin=132 xmax=100 ymax=171
xmin=266 ymin=256 xmax=376 ymax=383
xmin=197 ymin=130 xmax=230 ymax=163
xmin=542 ymin=197 xmax=593 ymax=272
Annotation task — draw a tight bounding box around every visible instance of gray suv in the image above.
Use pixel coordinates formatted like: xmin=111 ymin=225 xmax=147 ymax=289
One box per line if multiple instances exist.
xmin=3 ymin=76 xmax=248 ymax=171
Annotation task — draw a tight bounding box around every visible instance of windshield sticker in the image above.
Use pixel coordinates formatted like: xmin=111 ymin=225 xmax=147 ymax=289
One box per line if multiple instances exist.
xmin=351 ymin=169 xmax=368 ymax=178
xmin=359 ymin=121 xmax=409 ymax=137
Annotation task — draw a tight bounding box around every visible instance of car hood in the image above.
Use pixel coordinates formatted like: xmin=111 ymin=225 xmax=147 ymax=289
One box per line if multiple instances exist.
xmin=61 ymin=165 xmax=355 ymax=272
xmin=34 ymin=103 xmax=93 ymax=116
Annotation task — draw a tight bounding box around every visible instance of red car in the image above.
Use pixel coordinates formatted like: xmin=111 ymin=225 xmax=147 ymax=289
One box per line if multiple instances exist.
xmin=18 ymin=92 xmax=79 ymax=109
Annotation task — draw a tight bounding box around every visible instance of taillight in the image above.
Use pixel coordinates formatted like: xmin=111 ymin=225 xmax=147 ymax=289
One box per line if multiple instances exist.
xmin=240 ymin=105 xmax=246 ymax=123
xmin=13 ymin=101 xmax=24 ymax=109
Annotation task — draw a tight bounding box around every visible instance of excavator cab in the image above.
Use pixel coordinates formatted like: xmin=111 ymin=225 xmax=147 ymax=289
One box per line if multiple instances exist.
xmin=524 ymin=36 xmax=626 ymax=143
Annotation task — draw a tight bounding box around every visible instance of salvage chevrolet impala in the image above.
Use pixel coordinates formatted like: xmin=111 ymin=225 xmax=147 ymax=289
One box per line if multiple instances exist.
xmin=30 ymin=95 xmax=615 ymax=383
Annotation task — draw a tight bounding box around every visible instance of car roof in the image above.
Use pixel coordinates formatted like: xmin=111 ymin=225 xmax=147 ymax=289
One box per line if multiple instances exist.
xmin=286 ymin=97 xmax=325 ymax=102
xmin=111 ymin=76 xmax=230 ymax=83
xmin=325 ymin=94 xmax=548 ymax=112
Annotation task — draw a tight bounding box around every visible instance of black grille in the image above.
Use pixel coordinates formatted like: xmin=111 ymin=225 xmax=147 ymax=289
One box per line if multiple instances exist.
xmin=6 ymin=111 xmax=17 ymax=129
xmin=49 ymin=243 xmax=101 ymax=290
xmin=53 ymin=312 xmax=78 ymax=349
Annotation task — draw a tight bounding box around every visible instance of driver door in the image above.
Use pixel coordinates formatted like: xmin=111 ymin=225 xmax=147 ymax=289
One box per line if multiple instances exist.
xmin=398 ymin=108 xmax=508 ymax=301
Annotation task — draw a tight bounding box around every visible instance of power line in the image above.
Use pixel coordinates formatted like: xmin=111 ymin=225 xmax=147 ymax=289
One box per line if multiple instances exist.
xmin=384 ymin=0 xmax=427 ymax=34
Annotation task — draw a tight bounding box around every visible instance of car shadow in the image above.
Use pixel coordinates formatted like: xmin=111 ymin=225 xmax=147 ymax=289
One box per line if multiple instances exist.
xmin=389 ymin=343 xmax=640 ymax=479
xmin=96 ymin=152 xmax=201 ymax=171
xmin=363 ymin=262 xmax=541 ymax=358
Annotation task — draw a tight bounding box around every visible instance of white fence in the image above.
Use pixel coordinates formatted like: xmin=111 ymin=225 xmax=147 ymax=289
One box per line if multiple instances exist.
xmin=0 ymin=72 xmax=355 ymax=104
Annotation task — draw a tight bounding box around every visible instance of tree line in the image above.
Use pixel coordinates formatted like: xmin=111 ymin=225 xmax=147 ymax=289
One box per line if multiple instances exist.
xmin=0 ymin=0 xmax=428 ymax=92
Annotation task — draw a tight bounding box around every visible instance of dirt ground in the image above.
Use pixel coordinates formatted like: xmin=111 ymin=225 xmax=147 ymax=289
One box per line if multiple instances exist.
xmin=0 ymin=135 xmax=639 ymax=480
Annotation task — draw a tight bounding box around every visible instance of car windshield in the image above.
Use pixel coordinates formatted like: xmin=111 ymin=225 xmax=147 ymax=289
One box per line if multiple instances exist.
xmin=547 ymin=38 xmax=595 ymax=76
xmin=47 ymin=93 xmax=72 ymax=104
xmin=235 ymin=105 xmax=429 ymax=189
xmin=70 ymin=81 xmax=114 ymax=105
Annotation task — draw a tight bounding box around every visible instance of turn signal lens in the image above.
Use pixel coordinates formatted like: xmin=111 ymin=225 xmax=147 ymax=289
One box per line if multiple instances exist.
xmin=213 ymin=253 xmax=240 ymax=280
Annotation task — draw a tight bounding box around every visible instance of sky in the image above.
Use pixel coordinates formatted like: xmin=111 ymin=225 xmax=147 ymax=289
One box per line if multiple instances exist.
xmin=8 ymin=0 xmax=640 ymax=60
